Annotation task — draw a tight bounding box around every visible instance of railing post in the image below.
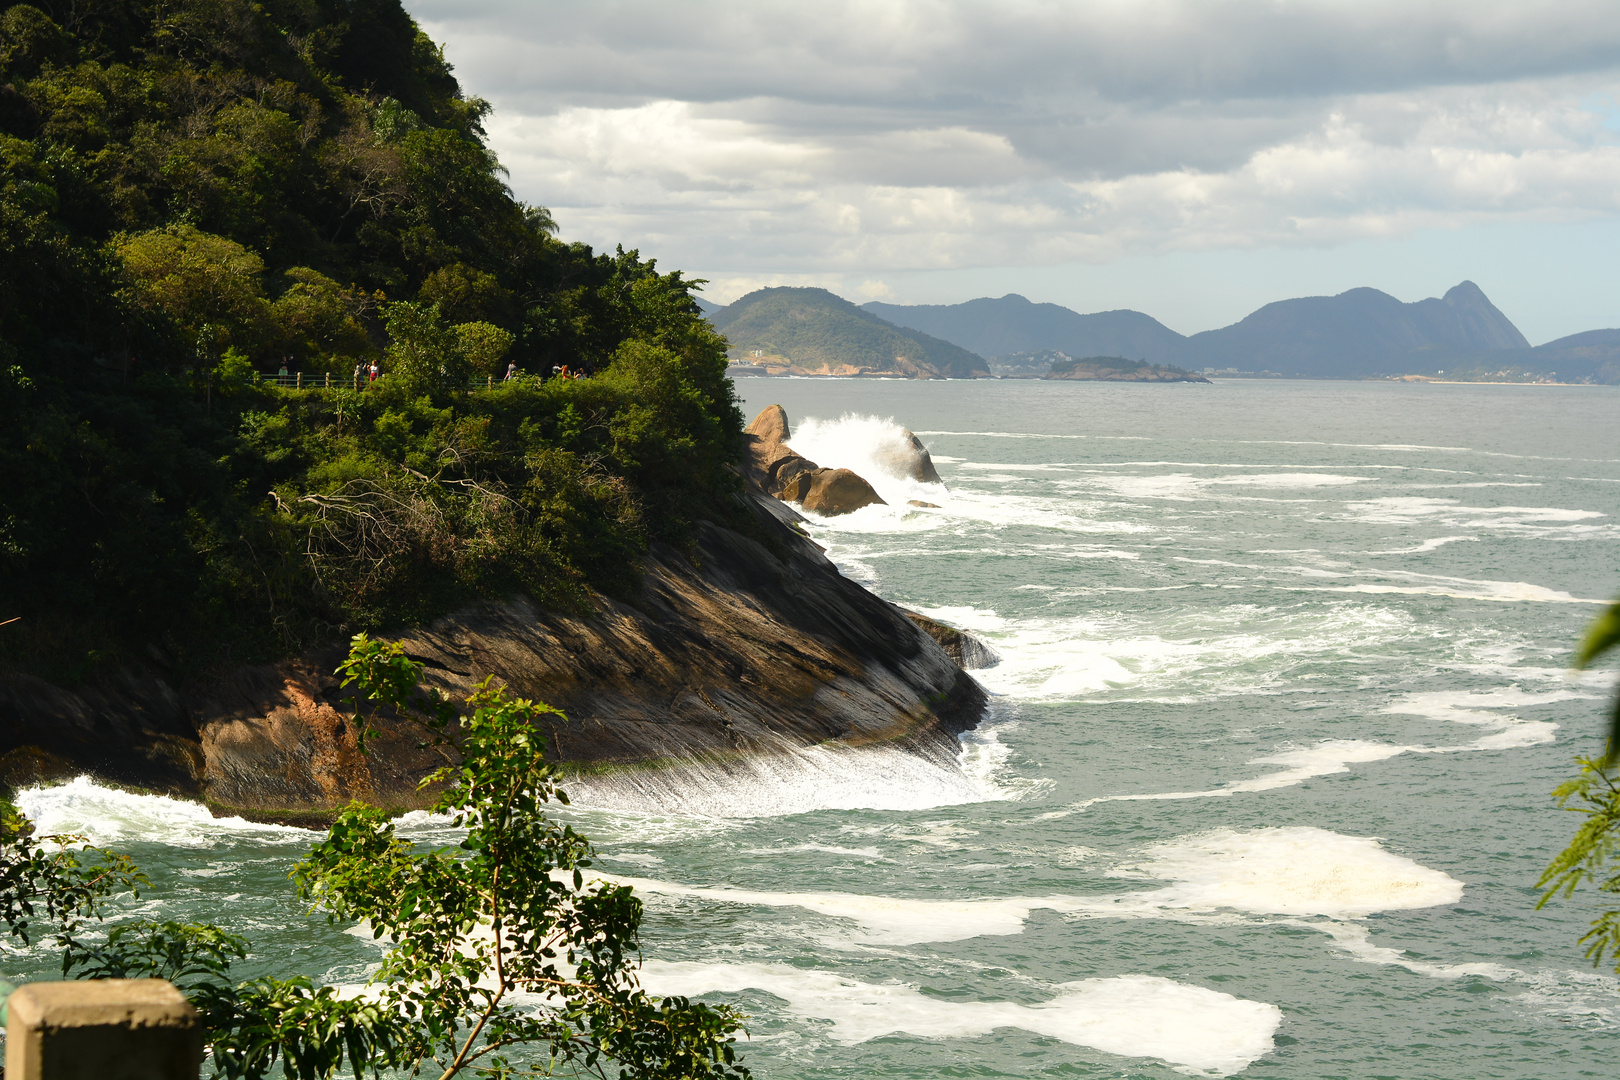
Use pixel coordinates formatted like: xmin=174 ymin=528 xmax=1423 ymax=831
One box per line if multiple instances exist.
xmin=297 ymin=372 xmax=303 ymax=390
xmin=326 ymin=372 xmax=331 ymax=389
xmin=5 ymin=979 xmax=202 ymax=1079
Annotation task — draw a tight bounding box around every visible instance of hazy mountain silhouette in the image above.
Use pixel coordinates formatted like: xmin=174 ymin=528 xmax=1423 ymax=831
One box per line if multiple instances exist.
xmin=711 ymin=287 xmax=989 ymax=378
xmin=859 ymin=282 xmax=1542 ymax=377
xmin=863 ymin=294 xmax=1185 ymax=362
xmin=1181 ymin=281 xmax=1529 ymax=375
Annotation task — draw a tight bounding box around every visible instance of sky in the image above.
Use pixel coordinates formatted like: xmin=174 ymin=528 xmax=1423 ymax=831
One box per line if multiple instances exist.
xmin=410 ymin=1 xmax=1620 ymax=344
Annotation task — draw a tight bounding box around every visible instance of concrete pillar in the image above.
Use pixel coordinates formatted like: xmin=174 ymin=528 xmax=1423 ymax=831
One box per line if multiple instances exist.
xmin=5 ymin=980 xmax=202 ymax=1080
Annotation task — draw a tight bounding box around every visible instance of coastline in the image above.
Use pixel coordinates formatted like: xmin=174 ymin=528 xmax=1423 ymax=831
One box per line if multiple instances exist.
xmin=0 ymin=490 xmax=988 ymax=823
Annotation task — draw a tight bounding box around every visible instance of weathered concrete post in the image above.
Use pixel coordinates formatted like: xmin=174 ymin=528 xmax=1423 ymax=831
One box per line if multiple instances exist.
xmin=5 ymin=980 xmax=202 ymax=1080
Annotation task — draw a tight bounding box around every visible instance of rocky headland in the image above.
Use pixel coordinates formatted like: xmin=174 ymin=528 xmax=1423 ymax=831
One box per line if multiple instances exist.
xmin=0 ymin=414 xmax=987 ymax=821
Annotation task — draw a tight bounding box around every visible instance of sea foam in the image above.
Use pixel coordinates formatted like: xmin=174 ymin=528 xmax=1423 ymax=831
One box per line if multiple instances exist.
xmin=637 ymin=960 xmax=1282 ymax=1077
xmin=1122 ymin=827 xmax=1465 ymax=920
xmin=561 ymin=737 xmax=1008 ymax=820
xmin=14 ymin=776 xmax=313 ymax=848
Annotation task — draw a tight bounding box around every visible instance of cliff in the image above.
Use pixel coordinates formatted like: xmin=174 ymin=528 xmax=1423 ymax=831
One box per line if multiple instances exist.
xmin=0 ymin=490 xmax=986 ymax=821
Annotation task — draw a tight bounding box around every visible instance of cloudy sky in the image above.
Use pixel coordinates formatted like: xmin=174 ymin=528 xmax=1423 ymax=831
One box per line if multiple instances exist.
xmin=411 ymin=1 xmax=1620 ymax=342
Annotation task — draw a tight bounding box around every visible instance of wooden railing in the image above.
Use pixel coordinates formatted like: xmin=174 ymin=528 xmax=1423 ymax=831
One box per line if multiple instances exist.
xmin=258 ymin=373 xmax=512 ymax=391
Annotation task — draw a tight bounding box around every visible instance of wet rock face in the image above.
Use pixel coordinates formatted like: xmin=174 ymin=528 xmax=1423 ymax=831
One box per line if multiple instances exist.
xmin=876 ymin=429 xmax=944 ymax=485
xmin=0 ymin=491 xmax=986 ymax=820
xmin=901 ymin=610 xmax=1001 ymax=670
xmin=743 ymin=404 xmax=886 ymax=517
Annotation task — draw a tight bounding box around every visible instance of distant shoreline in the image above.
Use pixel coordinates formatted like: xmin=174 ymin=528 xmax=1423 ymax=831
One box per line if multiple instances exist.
xmin=726 ymin=371 xmax=1611 ymax=386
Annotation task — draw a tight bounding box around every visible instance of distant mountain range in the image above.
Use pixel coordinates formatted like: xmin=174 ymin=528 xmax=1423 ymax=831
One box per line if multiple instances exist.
xmin=863 ymin=295 xmax=1184 ymax=363
xmin=700 ymin=282 xmax=1620 ymax=383
xmin=710 ymin=287 xmax=988 ymax=379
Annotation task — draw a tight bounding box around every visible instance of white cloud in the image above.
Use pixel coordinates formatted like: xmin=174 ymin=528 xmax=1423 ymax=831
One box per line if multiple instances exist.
xmin=415 ymin=1 xmax=1620 ymax=294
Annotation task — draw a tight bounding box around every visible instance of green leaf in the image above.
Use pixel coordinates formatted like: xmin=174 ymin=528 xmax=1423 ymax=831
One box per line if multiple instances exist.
xmin=1575 ymin=601 xmax=1620 ymax=669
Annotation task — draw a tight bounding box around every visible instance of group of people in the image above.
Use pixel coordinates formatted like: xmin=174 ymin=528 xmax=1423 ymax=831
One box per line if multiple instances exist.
xmin=549 ymin=363 xmax=589 ymax=380
xmin=352 ymin=361 xmax=380 ymax=386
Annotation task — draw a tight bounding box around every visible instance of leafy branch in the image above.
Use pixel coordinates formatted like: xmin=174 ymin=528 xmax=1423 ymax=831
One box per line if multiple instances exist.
xmin=1538 ymin=599 xmax=1620 ymax=972
xmin=43 ymin=635 xmax=747 ymax=1080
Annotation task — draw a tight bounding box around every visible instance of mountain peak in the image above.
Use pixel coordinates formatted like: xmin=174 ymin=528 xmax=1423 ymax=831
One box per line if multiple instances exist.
xmin=1442 ymin=280 xmax=1489 ymax=308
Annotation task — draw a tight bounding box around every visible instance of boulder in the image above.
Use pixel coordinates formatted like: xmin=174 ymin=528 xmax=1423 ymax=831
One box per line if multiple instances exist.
xmin=873 ymin=428 xmax=944 ymax=485
xmin=744 ymin=403 xmax=792 ymax=444
xmin=900 ymin=610 xmax=1001 ymax=670
xmin=801 ymin=468 xmax=886 ymax=516
xmin=742 ymin=406 xmax=888 ymax=517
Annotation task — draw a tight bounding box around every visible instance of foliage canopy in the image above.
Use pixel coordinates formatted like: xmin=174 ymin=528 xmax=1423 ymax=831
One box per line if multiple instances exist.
xmin=0 ymin=0 xmax=744 ymax=681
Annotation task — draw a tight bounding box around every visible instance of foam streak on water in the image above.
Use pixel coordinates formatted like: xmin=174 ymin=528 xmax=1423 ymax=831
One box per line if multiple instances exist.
xmin=638 ymin=961 xmax=1281 ymax=1077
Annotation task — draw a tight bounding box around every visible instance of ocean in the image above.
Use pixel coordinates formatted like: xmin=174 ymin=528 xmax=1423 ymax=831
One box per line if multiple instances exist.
xmin=14 ymin=378 xmax=1620 ymax=1078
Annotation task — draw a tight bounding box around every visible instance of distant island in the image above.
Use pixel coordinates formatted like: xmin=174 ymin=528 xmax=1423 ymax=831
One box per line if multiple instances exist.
xmin=1046 ymin=356 xmax=1210 ymax=383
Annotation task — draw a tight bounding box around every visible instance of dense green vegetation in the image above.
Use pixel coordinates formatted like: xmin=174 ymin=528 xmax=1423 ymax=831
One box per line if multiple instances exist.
xmin=0 ymin=0 xmax=744 ymax=680
xmin=712 ymin=286 xmax=988 ymax=379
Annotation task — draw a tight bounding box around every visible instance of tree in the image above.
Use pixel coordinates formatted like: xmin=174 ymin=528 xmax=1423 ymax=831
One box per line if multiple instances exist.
xmin=270 ymin=268 xmax=376 ymax=366
xmin=46 ymin=634 xmax=750 ymax=1080
xmin=1537 ymin=599 xmax=1620 ymax=972
xmin=114 ymin=225 xmax=273 ymax=357
xmin=453 ymin=320 xmax=515 ymax=377
xmin=384 ymin=299 xmax=467 ymax=399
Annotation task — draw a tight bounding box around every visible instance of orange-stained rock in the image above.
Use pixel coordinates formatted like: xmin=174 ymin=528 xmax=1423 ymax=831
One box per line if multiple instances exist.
xmin=801 ymin=468 xmax=886 ymax=516
xmin=742 ymin=406 xmax=888 ymax=517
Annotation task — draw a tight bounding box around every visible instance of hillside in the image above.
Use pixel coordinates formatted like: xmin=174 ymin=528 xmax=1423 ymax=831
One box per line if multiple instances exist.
xmin=1390 ymin=328 xmax=1620 ymax=384
xmin=712 ymin=288 xmax=988 ymax=378
xmin=0 ymin=0 xmax=743 ymax=682
xmin=865 ymin=294 xmax=1186 ymax=363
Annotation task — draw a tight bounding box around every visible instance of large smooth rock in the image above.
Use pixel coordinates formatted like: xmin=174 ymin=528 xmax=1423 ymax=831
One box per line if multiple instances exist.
xmin=744 ymin=403 xmax=792 ymax=443
xmin=873 ymin=429 xmax=944 ymax=485
xmin=742 ymin=405 xmax=888 ymax=517
xmin=801 ymin=468 xmax=886 ymax=516
xmin=901 ymin=610 xmax=1001 ymax=669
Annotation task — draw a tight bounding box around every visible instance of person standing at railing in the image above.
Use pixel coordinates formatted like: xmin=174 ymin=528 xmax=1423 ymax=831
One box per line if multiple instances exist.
xmin=277 ymin=360 xmax=289 ymax=386
xmin=354 ymin=361 xmax=365 ymax=390
xmin=368 ymin=360 xmax=379 ymax=384
xmin=504 ymin=360 xmax=518 ymax=381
